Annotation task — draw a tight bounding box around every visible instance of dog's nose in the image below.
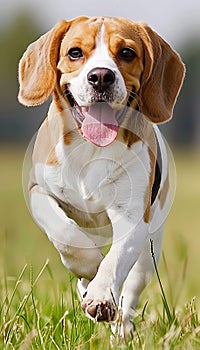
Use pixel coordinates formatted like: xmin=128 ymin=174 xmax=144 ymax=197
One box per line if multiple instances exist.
xmin=87 ymin=68 xmax=115 ymax=92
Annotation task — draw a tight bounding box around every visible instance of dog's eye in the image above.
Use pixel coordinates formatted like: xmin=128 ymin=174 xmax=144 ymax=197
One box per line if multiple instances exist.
xmin=68 ymin=47 xmax=83 ymax=60
xmin=119 ymin=48 xmax=136 ymax=62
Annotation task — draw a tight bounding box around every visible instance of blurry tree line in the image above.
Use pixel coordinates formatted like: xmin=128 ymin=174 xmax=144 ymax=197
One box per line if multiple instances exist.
xmin=0 ymin=12 xmax=200 ymax=148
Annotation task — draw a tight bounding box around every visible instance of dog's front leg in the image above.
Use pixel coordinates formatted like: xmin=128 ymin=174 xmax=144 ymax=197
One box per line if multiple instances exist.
xmin=30 ymin=185 xmax=103 ymax=280
xmin=82 ymin=211 xmax=149 ymax=323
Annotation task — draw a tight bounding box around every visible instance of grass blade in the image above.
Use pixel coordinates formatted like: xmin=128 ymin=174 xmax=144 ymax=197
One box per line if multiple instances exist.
xmin=150 ymin=239 xmax=173 ymax=324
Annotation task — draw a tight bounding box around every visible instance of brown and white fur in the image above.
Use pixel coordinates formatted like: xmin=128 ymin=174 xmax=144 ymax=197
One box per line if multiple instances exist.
xmin=18 ymin=16 xmax=185 ymax=337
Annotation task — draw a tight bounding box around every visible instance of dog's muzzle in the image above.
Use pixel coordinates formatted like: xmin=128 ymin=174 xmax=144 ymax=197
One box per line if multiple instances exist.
xmin=65 ymin=67 xmax=132 ymax=147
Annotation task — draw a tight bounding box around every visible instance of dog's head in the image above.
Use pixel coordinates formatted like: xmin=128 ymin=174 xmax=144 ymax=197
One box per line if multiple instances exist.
xmin=18 ymin=16 xmax=185 ymax=146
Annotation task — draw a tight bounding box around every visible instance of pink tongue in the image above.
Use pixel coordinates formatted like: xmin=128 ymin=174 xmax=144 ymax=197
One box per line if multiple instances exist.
xmin=81 ymin=103 xmax=118 ymax=147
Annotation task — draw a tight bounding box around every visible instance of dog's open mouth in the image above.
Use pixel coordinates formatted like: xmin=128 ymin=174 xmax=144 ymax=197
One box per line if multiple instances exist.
xmin=66 ymin=91 xmax=127 ymax=147
xmin=75 ymin=103 xmax=127 ymax=147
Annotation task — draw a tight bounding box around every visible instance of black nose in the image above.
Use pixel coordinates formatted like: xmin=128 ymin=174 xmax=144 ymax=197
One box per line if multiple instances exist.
xmin=87 ymin=68 xmax=115 ymax=92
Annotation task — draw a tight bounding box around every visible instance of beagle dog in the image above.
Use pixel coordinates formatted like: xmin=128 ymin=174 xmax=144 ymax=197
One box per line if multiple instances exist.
xmin=18 ymin=16 xmax=185 ymax=337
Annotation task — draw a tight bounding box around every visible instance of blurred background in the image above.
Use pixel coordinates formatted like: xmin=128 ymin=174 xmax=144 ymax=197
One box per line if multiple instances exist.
xmin=0 ymin=0 xmax=200 ymax=308
xmin=1 ymin=0 xmax=200 ymax=147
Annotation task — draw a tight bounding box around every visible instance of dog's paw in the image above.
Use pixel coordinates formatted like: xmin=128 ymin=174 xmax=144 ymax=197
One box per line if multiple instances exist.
xmin=82 ymin=298 xmax=117 ymax=322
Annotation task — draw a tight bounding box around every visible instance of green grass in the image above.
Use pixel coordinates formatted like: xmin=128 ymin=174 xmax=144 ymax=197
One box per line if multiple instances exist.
xmin=0 ymin=147 xmax=200 ymax=349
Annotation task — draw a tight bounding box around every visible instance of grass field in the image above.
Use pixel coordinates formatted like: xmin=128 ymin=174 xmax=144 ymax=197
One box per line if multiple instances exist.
xmin=0 ymin=147 xmax=200 ymax=349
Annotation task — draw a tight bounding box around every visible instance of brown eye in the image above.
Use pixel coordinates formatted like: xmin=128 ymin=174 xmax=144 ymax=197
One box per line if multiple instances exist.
xmin=119 ymin=47 xmax=136 ymax=62
xmin=68 ymin=47 xmax=83 ymax=60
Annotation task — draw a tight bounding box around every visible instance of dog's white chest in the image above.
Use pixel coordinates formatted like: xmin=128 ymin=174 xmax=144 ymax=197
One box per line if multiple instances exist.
xmin=34 ymin=139 xmax=148 ymax=214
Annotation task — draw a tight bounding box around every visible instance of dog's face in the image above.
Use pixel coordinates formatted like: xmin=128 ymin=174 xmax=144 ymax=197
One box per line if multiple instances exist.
xmin=18 ymin=16 xmax=185 ymax=146
xmin=57 ymin=17 xmax=146 ymax=146
xmin=58 ymin=17 xmax=143 ymax=108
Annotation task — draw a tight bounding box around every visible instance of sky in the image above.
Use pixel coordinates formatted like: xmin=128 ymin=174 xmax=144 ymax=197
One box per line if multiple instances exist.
xmin=1 ymin=0 xmax=200 ymax=48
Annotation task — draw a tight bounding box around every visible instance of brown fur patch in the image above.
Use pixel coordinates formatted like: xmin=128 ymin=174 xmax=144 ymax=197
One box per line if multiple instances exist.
xmin=32 ymin=118 xmax=59 ymax=166
xmin=158 ymin=174 xmax=169 ymax=209
xmin=122 ymin=108 xmax=142 ymax=147
xmin=135 ymin=23 xmax=185 ymax=123
xmin=53 ymin=89 xmax=65 ymax=113
xmin=47 ymin=148 xmax=59 ymax=165
xmin=63 ymin=131 xmax=74 ymax=145
xmin=123 ymin=129 xmax=140 ymax=148
xmin=51 ymin=87 xmax=75 ymax=146
xmin=18 ymin=20 xmax=69 ymax=106
xmin=143 ymin=138 xmax=156 ymax=223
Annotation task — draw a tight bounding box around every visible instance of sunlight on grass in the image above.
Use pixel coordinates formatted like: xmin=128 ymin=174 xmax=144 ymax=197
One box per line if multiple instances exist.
xmin=1 ymin=260 xmax=200 ymax=349
xmin=0 ymin=148 xmax=200 ymax=348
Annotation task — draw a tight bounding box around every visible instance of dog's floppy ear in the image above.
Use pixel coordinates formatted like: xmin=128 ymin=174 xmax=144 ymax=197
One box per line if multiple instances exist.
xmin=137 ymin=23 xmax=185 ymax=123
xmin=18 ymin=20 xmax=69 ymax=106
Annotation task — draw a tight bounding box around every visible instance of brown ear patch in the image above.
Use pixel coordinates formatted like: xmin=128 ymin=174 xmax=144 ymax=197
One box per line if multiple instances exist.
xmin=137 ymin=23 xmax=185 ymax=124
xmin=18 ymin=20 xmax=69 ymax=106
